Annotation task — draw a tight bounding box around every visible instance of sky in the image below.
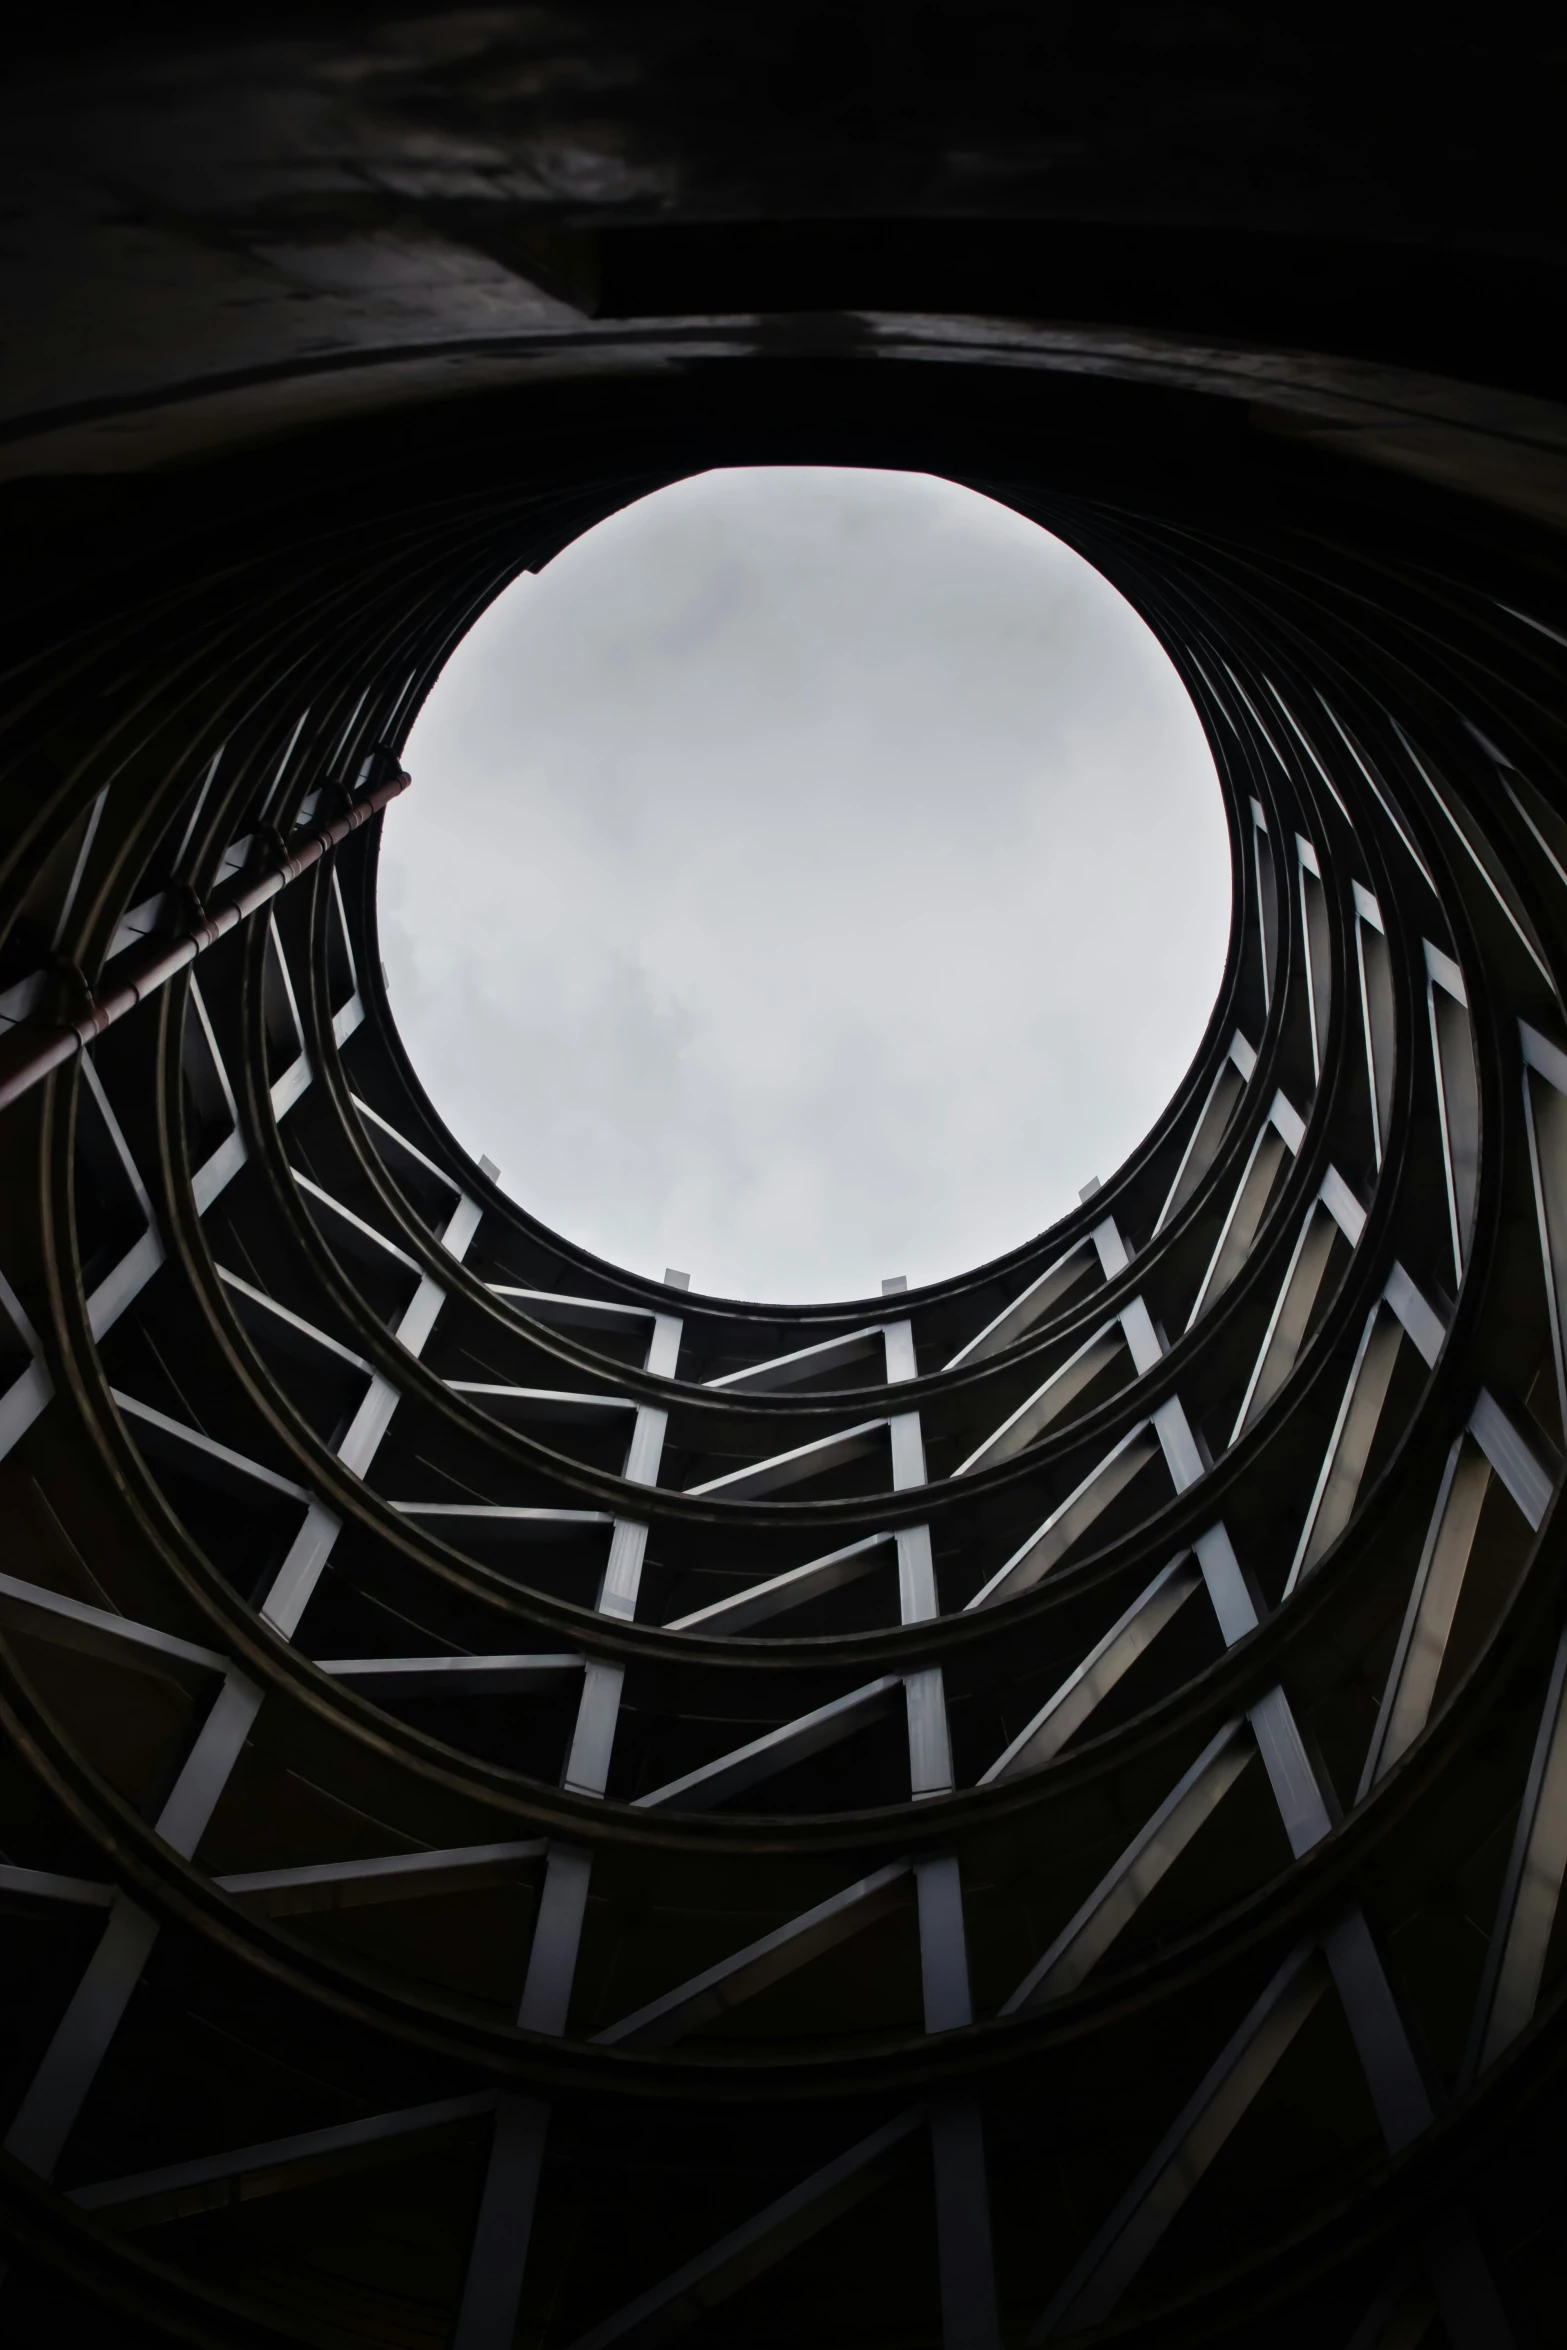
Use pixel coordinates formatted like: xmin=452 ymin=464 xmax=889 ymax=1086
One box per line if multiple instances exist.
xmin=382 ymin=467 xmax=1231 ymax=1302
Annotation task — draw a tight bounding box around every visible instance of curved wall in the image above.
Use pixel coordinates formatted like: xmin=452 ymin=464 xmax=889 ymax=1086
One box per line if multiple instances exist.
xmin=3 ymin=346 xmax=1567 ymax=2350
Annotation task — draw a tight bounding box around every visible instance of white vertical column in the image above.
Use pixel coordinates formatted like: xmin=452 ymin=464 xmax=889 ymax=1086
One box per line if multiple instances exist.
xmin=264 ymin=1173 xmax=495 ymax=1636
xmin=3 ymin=1174 xmax=492 ymax=2187
xmin=1192 ymin=1534 xmax=1451 ymax=2207
xmin=456 ymin=1276 xmax=685 ymax=2350
xmin=883 ymin=1275 xmax=1002 ymax=2350
xmin=1465 ymin=1622 xmax=1567 ymax=2080
xmin=2 ymin=1666 xmax=261 ymax=2178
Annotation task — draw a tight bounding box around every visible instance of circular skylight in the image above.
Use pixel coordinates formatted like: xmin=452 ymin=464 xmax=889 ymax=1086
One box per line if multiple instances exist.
xmin=381 ymin=466 xmax=1230 ymax=1299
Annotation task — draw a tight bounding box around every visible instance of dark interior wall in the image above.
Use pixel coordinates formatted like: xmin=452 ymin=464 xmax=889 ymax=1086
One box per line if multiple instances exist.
xmin=1 ymin=7 xmax=1565 ymax=523
xmin=3 ymin=16 xmax=1567 ymax=2350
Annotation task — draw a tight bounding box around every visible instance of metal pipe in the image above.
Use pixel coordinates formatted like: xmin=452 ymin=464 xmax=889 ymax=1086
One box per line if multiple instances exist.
xmin=0 ymin=771 xmax=410 ymax=1116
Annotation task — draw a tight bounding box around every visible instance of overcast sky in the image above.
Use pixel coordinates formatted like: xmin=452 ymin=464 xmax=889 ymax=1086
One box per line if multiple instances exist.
xmin=383 ymin=467 xmax=1230 ymax=1301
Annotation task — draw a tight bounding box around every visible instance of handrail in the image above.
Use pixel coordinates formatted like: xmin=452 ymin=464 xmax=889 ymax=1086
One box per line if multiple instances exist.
xmin=0 ymin=771 xmax=410 ymax=1115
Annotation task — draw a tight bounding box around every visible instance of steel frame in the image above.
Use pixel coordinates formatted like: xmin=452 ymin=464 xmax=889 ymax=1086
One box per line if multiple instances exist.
xmin=4 ymin=414 xmax=1567 ymax=2349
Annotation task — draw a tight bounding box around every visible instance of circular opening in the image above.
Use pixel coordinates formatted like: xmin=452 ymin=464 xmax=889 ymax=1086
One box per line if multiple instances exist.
xmin=382 ymin=467 xmax=1231 ymax=1299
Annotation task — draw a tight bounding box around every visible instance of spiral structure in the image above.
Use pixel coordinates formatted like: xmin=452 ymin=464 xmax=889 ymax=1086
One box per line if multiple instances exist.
xmin=3 ymin=39 xmax=1567 ymax=2331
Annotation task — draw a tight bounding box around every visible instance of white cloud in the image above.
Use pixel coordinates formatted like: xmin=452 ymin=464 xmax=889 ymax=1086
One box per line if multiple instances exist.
xmin=386 ymin=466 xmax=1230 ymax=1300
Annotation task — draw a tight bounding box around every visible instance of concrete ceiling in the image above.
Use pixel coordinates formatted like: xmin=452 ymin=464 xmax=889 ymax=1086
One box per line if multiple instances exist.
xmin=2 ymin=9 xmax=1564 ymax=529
